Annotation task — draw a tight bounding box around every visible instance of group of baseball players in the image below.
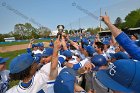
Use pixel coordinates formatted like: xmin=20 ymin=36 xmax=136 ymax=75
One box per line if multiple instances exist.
xmin=1 ymin=15 xmax=140 ymax=93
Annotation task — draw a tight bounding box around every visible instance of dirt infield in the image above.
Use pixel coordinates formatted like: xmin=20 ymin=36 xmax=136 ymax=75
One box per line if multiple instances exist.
xmin=0 ymin=42 xmax=49 ymax=53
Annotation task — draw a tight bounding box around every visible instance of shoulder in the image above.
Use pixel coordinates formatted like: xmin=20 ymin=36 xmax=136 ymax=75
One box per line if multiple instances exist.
xmin=6 ymin=86 xmax=17 ymax=93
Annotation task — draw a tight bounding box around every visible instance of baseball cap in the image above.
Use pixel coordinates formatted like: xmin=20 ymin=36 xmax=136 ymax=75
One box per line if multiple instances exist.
xmin=73 ymin=39 xmax=77 ymax=42
xmin=109 ymin=52 xmax=129 ymax=60
xmin=66 ymin=43 xmax=70 ymax=47
xmin=90 ymin=41 xmax=94 ymax=46
xmin=81 ymin=38 xmax=89 ymax=45
xmin=0 ymin=57 xmax=9 ymax=64
xmin=62 ymin=50 xmax=72 ymax=58
xmin=49 ymin=42 xmax=54 ymax=47
xmin=91 ymin=55 xmax=107 ymax=71
xmin=96 ymin=59 xmax=140 ymax=93
xmin=103 ymin=40 xmax=110 ymax=45
xmin=58 ymin=55 xmax=66 ymax=67
xmin=54 ymin=68 xmax=76 ymax=93
xmin=37 ymin=43 xmax=44 ymax=47
xmin=83 ymin=45 xmax=95 ymax=56
xmin=9 ymin=53 xmax=34 ymax=74
xmin=32 ymin=44 xmax=38 ymax=48
xmin=33 ymin=53 xmax=42 ymax=63
xmin=42 ymin=48 xmax=53 ymax=57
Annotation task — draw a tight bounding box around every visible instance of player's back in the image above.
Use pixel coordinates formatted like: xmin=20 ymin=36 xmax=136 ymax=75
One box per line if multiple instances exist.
xmin=6 ymin=63 xmax=51 ymax=93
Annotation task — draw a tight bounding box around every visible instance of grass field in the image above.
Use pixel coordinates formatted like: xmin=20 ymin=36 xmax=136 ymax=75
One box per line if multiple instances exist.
xmin=0 ymin=39 xmax=50 ymax=47
xmin=0 ymin=49 xmax=26 ymax=88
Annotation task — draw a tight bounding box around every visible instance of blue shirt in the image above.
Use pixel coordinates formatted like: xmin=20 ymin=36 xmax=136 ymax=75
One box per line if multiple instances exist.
xmin=116 ymin=32 xmax=140 ymax=61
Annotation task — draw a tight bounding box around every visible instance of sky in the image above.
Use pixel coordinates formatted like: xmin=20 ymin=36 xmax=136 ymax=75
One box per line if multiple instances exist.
xmin=0 ymin=0 xmax=140 ymax=34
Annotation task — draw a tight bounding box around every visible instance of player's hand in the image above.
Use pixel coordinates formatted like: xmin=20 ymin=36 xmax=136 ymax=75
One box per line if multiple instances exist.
xmin=30 ymin=39 xmax=34 ymax=44
xmin=83 ymin=62 xmax=95 ymax=72
xmin=61 ymin=37 xmax=66 ymax=46
xmin=62 ymin=32 xmax=66 ymax=38
xmin=54 ymin=35 xmax=61 ymax=51
xmin=65 ymin=34 xmax=70 ymax=41
xmin=100 ymin=15 xmax=111 ymax=24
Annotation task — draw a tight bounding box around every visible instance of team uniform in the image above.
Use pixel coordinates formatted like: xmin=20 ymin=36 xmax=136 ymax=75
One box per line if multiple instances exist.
xmin=27 ymin=48 xmax=44 ymax=54
xmin=6 ymin=63 xmax=51 ymax=93
xmin=0 ymin=70 xmax=9 ymax=93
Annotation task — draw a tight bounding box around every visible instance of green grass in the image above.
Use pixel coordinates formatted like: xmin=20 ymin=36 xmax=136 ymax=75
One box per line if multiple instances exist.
xmin=0 ymin=49 xmax=26 ymax=88
xmin=0 ymin=49 xmax=26 ymax=68
xmin=0 ymin=39 xmax=50 ymax=47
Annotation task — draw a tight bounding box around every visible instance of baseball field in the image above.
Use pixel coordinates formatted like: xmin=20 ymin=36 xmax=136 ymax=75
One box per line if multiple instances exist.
xmin=0 ymin=40 xmax=49 ymax=88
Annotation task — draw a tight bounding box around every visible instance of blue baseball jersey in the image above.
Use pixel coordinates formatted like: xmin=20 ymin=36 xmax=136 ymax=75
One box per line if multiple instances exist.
xmin=116 ymin=32 xmax=140 ymax=61
xmin=0 ymin=70 xmax=9 ymax=93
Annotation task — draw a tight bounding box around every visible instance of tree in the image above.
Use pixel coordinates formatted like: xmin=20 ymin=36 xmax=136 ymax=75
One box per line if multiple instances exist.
xmin=135 ymin=18 xmax=140 ymax=27
xmin=38 ymin=27 xmax=51 ymax=38
xmin=87 ymin=27 xmax=103 ymax=35
xmin=64 ymin=30 xmax=69 ymax=34
xmin=124 ymin=9 xmax=140 ymax=28
xmin=114 ymin=17 xmax=122 ymax=28
xmin=0 ymin=34 xmax=4 ymax=42
xmin=13 ymin=23 xmax=40 ymax=39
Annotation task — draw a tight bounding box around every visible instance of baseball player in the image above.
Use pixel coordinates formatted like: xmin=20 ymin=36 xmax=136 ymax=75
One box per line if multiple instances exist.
xmin=6 ymin=36 xmax=61 ymax=93
xmin=0 ymin=57 xmax=10 ymax=93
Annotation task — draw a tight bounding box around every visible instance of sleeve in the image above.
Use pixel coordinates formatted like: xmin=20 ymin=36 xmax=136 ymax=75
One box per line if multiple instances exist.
xmin=58 ymin=55 xmax=66 ymax=67
xmin=115 ymin=32 xmax=140 ymax=61
xmin=26 ymin=48 xmax=32 ymax=53
xmin=72 ymin=58 xmax=89 ymax=70
xmin=72 ymin=63 xmax=81 ymax=70
xmin=35 ymin=63 xmax=51 ymax=83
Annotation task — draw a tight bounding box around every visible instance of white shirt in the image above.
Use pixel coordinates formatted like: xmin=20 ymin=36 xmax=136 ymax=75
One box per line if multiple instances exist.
xmin=32 ymin=50 xmax=43 ymax=54
xmin=104 ymin=48 xmax=115 ymax=60
xmin=6 ymin=63 xmax=51 ymax=93
xmin=0 ymin=70 xmax=9 ymax=93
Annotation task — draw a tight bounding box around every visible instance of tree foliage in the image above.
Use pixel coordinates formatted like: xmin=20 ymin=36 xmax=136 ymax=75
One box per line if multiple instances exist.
xmin=114 ymin=17 xmax=122 ymax=28
xmin=118 ymin=8 xmax=140 ymax=29
xmin=87 ymin=27 xmax=103 ymax=35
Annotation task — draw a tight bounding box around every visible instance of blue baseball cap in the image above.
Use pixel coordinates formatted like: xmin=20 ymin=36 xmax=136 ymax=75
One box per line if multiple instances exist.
xmin=81 ymin=38 xmax=89 ymax=45
xmin=58 ymin=56 xmax=66 ymax=64
xmin=9 ymin=53 xmax=34 ymax=74
xmin=0 ymin=57 xmax=9 ymax=64
xmin=83 ymin=45 xmax=95 ymax=56
xmin=32 ymin=44 xmax=38 ymax=48
xmin=90 ymin=41 xmax=94 ymax=46
xmin=91 ymin=55 xmax=107 ymax=71
xmin=42 ymin=48 xmax=53 ymax=57
xmin=73 ymin=39 xmax=77 ymax=42
xmin=49 ymin=42 xmax=54 ymax=47
xmin=34 ymin=53 xmax=42 ymax=63
xmin=96 ymin=59 xmax=140 ymax=93
xmin=62 ymin=50 xmax=72 ymax=58
xmin=37 ymin=43 xmax=44 ymax=47
xmin=66 ymin=43 xmax=70 ymax=47
xmin=54 ymin=68 xmax=76 ymax=93
xmin=109 ymin=52 xmax=129 ymax=60
xmin=103 ymin=40 xmax=110 ymax=45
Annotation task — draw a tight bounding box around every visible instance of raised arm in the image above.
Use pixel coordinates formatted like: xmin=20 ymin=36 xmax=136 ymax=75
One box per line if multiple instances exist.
xmin=61 ymin=36 xmax=68 ymax=50
xmin=66 ymin=35 xmax=79 ymax=50
xmin=101 ymin=15 xmax=122 ymax=38
xmin=49 ymin=36 xmax=61 ymax=80
xmin=101 ymin=15 xmax=140 ymax=60
xmin=27 ymin=39 xmax=34 ymax=53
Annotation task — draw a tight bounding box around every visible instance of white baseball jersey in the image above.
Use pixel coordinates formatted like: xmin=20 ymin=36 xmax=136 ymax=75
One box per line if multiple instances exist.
xmin=32 ymin=49 xmax=43 ymax=54
xmin=0 ymin=70 xmax=9 ymax=93
xmin=6 ymin=63 xmax=51 ymax=93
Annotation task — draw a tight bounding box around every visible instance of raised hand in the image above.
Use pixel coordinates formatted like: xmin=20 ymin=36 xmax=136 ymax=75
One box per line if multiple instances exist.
xmin=54 ymin=35 xmax=61 ymax=51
